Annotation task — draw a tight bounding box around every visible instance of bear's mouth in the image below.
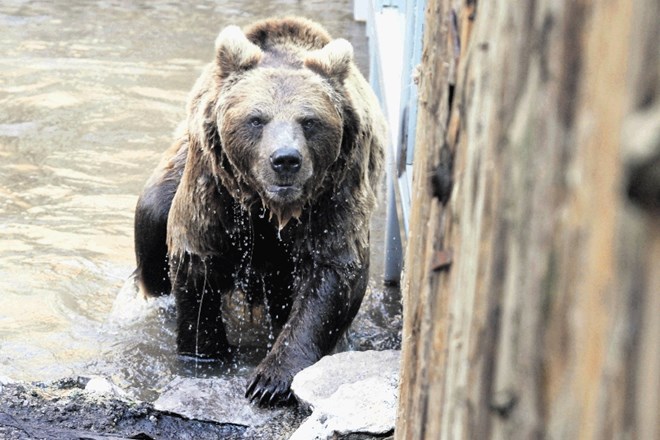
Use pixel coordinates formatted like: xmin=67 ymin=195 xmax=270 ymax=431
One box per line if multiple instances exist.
xmin=262 ymin=184 xmax=304 ymax=230
xmin=266 ymin=184 xmax=301 ymax=198
xmin=257 ymin=167 xmax=310 ymax=228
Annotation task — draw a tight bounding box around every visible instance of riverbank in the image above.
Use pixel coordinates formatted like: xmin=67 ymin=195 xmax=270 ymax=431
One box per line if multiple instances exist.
xmin=0 ymin=372 xmax=396 ymax=440
xmin=0 ymin=375 xmax=301 ymax=439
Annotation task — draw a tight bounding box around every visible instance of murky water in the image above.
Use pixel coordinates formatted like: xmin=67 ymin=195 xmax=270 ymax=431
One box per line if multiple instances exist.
xmin=0 ymin=1 xmax=396 ymax=401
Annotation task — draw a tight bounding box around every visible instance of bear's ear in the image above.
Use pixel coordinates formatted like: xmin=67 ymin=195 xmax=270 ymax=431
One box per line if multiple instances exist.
xmin=304 ymin=39 xmax=354 ymax=82
xmin=215 ymin=25 xmax=263 ymax=78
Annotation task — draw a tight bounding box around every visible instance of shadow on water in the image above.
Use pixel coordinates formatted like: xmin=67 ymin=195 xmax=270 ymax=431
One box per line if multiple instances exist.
xmin=0 ymin=0 xmax=401 ymax=402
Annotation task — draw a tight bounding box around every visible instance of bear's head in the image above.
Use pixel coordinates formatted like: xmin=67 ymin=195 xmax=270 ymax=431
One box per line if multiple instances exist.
xmin=190 ymin=21 xmax=355 ymax=230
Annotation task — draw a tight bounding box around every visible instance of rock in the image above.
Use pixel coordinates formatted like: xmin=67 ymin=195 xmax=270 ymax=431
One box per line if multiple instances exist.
xmin=154 ymin=375 xmax=289 ymax=427
xmin=83 ymin=376 xmax=127 ymax=397
xmin=290 ymin=350 xmax=400 ymax=439
xmin=292 ymin=350 xmax=400 ymax=408
xmin=0 ymin=375 xmax=14 ymax=394
xmin=0 ymin=378 xmax=245 ymax=439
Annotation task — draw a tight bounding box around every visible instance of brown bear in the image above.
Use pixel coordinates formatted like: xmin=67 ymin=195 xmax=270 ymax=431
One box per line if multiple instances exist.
xmin=133 ymin=17 xmax=385 ymax=406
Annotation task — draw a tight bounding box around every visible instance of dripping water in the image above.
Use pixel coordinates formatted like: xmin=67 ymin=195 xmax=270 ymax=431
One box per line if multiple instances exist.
xmin=193 ymin=257 xmax=210 ymax=374
xmin=262 ymin=281 xmax=277 ymax=349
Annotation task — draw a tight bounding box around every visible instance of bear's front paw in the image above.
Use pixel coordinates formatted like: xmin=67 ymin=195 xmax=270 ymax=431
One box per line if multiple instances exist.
xmin=245 ymin=361 xmax=295 ymax=407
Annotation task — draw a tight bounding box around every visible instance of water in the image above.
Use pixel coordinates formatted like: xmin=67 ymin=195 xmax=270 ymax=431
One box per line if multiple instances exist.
xmin=0 ymin=0 xmax=395 ymax=402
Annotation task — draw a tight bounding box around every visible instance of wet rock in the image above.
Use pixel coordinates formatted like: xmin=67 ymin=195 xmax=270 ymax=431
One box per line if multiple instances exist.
xmin=84 ymin=376 xmax=128 ymax=397
xmin=0 ymin=375 xmax=13 ymax=394
xmin=0 ymin=378 xmax=243 ymax=440
xmin=290 ymin=350 xmax=400 ymax=439
xmin=154 ymin=375 xmax=306 ymax=433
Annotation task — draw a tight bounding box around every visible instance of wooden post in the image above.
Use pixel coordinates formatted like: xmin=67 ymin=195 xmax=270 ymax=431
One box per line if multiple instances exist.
xmin=395 ymin=0 xmax=659 ymax=438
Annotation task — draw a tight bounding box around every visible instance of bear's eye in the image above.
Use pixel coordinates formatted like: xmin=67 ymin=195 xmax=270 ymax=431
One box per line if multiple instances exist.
xmin=248 ymin=116 xmax=264 ymax=128
xmin=301 ymin=118 xmax=319 ymax=133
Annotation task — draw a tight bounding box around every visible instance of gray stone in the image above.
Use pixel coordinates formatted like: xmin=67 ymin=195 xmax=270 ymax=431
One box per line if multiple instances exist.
xmin=84 ymin=376 xmax=127 ymax=397
xmin=290 ymin=350 xmax=400 ymax=440
xmin=0 ymin=376 xmax=13 ymax=394
xmin=153 ymin=375 xmax=288 ymax=427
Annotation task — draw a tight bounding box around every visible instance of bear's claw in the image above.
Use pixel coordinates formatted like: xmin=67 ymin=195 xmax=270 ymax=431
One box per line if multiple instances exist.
xmin=246 ymin=372 xmax=294 ymax=407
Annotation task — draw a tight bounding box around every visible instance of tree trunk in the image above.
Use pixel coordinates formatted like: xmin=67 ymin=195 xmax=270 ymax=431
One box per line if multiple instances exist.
xmin=395 ymin=0 xmax=659 ymax=438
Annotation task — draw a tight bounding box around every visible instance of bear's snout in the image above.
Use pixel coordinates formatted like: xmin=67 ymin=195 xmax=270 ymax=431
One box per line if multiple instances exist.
xmin=270 ymin=147 xmax=302 ymax=175
xmin=255 ymin=120 xmax=314 ymax=204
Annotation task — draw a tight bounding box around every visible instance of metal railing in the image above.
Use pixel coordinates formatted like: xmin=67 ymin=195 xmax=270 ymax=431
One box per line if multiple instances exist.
xmin=357 ymin=0 xmax=426 ymax=284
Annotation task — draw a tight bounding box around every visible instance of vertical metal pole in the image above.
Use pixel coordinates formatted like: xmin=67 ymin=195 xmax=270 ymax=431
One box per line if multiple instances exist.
xmin=383 ymin=178 xmax=402 ymax=285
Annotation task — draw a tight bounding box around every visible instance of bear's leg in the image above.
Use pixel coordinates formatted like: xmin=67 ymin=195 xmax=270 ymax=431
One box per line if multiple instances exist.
xmin=264 ymin=272 xmax=294 ymax=331
xmin=246 ymin=261 xmax=369 ymax=405
xmin=134 ymin=178 xmax=178 ymax=297
xmin=170 ymin=253 xmax=231 ymax=359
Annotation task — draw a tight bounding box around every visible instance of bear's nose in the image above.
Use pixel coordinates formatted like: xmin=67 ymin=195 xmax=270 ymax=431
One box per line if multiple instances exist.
xmin=270 ymin=148 xmax=302 ymax=175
